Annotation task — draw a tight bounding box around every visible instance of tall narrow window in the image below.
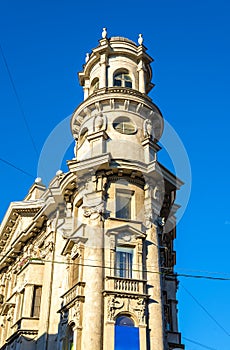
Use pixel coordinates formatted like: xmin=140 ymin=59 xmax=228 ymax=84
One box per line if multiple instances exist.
xmin=114 ymin=72 xmax=132 ymax=88
xmin=115 ymin=247 xmax=133 ymax=278
xmin=71 ymin=256 xmax=79 ymax=287
xmin=116 ymin=190 xmax=133 ymax=219
xmin=31 ymin=286 xmax=42 ymax=317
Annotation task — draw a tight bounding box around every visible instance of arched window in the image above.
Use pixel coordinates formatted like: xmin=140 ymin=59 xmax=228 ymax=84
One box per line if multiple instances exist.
xmin=113 ymin=71 xmax=132 ymax=88
xmin=78 ymin=127 xmax=88 ymax=146
xmin=115 ymin=315 xmax=139 ymax=350
xmin=90 ymin=77 xmax=99 ymax=92
xmin=116 ymin=315 xmax=135 ymax=327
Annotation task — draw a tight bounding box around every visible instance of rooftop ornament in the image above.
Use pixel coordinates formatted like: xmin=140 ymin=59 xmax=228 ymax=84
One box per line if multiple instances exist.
xmin=102 ymin=27 xmax=107 ymax=39
xmin=85 ymin=53 xmax=90 ymax=63
xmin=138 ymin=33 xmax=144 ymax=45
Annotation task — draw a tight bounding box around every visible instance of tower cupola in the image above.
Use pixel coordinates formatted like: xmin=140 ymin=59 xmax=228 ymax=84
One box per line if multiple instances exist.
xmin=71 ymin=30 xmax=163 ymax=164
xmin=79 ymin=29 xmax=154 ymax=99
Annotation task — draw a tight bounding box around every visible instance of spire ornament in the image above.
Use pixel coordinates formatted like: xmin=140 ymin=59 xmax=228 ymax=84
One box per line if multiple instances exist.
xmin=85 ymin=53 xmax=90 ymax=63
xmin=102 ymin=27 xmax=107 ymax=39
xmin=138 ymin=33 xmax=143 ymax=45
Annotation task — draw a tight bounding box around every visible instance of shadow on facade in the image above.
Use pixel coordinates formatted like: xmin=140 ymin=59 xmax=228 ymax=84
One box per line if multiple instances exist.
xmin=1 ymin=308 xmax=72 ymax=350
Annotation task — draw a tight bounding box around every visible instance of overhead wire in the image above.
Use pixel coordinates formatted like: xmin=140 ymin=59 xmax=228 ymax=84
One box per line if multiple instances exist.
xmin=181 ymin=284 xmax=230 ymax=338
xmin=0 ymin=157 xmax=34 ymax=178
xmin=182 ymin=337 xmax=218 ymax=350
xmin=2 ymin=254 xmax=230 ymax=281
xmin=0 ymin=43 xmax=39 ymax=159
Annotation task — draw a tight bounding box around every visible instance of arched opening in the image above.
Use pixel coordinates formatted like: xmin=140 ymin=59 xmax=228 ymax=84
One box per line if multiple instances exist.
xmin=115 ymin=314 xmax=139 ymax=350
xmin=90 ymin=77 xmax=99 ymax=93
xmin=78 ymin=127 xmax=88 ymax=146
xmin=113 ymin=71 xmax=132 ymax=88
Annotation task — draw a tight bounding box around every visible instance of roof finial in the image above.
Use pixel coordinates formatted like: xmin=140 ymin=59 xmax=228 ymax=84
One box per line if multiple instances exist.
xmin=85 ymin=53 xmax=90 ymax=63
xmin=138 ymin=33 xmax=144 ymax=46
xmin=35 ymin=177 xmax=42 ymax=184
xmin=102 ymin=27 xmax=107 ymax=39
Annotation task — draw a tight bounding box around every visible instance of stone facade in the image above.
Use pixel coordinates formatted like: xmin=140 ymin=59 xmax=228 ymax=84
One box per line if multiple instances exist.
xmin=0 ymin=30 xmax=184 ymax=349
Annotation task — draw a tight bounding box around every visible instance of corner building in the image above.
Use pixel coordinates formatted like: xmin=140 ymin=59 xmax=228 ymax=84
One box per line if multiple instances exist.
xmin=0 ymin=31 xmax=184 ymax=350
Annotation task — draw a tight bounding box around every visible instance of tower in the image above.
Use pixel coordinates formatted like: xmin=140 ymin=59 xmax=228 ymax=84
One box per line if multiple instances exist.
xmin=68 ymin=29 xmax=184 ymax=350
xmin=0 ymin=30 xmax=184 ymax=350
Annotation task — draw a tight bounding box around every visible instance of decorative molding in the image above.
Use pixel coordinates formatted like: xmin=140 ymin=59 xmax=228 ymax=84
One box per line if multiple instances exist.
xmin=83 ymin=202 xmax=104 ymax=219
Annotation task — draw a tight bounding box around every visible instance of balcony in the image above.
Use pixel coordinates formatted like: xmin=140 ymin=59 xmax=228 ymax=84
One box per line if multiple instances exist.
xmin=61 ymin=282 xmax=85 ymax=308
xmin=9 ymin=317 xmax=39 ymax=339
xmin=105 ymin=276 xmax=146 ymax=295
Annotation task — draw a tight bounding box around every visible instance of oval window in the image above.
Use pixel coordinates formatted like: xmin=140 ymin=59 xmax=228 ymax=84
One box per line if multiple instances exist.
xmin=113 ymin=117 xmax=136 ymax=135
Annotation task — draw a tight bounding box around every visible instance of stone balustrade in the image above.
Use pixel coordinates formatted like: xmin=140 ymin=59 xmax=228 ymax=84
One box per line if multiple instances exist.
xmin=62 ymin=282 xmax=85 ymax=307
xmin=105 ymin=276 xmax=146 ymax=294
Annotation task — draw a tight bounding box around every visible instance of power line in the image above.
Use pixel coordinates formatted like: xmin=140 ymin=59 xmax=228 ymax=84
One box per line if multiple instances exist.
xmin=0 ymin=157 xmax=34 ymax=178
xmin=2 ymin=254 xmax=230 ymax=281
xmin=181 ymin=284 xmax=230 ymax=338
xmin=0 ymin=43 xmax=39 ymax=158
xmin=175 ymin=267 xmax=230 ymax=277
xmin=177 ymin=273 xmax=230 ymax=281
xmin=183 ymin=337 xmax=218 ymax=350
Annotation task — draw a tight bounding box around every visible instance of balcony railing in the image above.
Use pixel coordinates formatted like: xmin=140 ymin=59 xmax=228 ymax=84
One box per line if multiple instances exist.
xmin=62 ymin=282 xmax=85 ymax=308
xmin=105 ymin=276 xmax=146 ymax=294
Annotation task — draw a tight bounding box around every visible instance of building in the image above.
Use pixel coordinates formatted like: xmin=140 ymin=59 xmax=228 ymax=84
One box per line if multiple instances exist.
xmin=0 ymin=30 xmax=184 ymax=350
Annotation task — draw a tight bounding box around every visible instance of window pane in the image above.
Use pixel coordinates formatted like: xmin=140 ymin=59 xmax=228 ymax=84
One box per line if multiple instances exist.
xmin=116 ymin=316 xmax=134 ymax=327
xmin=116 ymin=192 xmax=131 ymax=219
xmin=114 ymin=79 xmax=122 ymax=86
xmin=124 ymin=74 xmax=132 ymax=81
xmin=115 ymin=250 xmax=133 ymax=278
xmin=123 ymin=122 xmax=135 ymax=133
xmin=125 ymin=81 xmax=132 ymax=88
xmin=31 ymin=286 xmax=42 ymax=317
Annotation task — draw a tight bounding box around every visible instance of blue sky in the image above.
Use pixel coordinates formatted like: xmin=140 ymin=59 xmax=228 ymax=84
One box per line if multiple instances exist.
xmin=1 ymin=0 xmax=230 ymax=349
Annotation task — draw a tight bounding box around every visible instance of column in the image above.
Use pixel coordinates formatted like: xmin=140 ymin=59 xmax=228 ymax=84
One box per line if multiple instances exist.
xmin=99 ymin=54 xmax=107 ymax=89
xmin=138 ymin=60 xmax=146 ymax=93
xmin=81 ymin=190 xmax=104 ymax=350
xmin=144 ymin=184 xmax=164 ymax=350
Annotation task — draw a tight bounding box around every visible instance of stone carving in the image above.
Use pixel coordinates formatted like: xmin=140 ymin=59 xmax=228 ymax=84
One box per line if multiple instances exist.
xmin=143 ymin=119 xmax=153 ymax=138
xmin=94 ymin=113 xmax=104 ymax=131
xmin=83 ymin=202 xmax=104 ymax=219
xmin=93 ymin=113 xmax=106 ymax=132
xmin=144 ymin=208 xmax=153 ymax=228
xmin=107 ymin=296 xmax=124 ymax=321
xmin=39 ymin=240 xmax=54 ymax=258
xmin=73 ymin=300 xmax=81 ymax=326
xmin=133 ymin=298 xmax=145 ymax=324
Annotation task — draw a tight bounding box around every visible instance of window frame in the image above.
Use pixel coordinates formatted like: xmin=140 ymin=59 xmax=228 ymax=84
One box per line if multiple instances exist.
xmin=113 ymin=71 xmax=132 ymax=88
xmin=115 ymin=246 xmax=134 ymax=279
xmin=113 ymin=117 xmax=136 ymax=135
xmin=115 ymin=189 xmax=134 ymax=220
xmin=31 ymin=285 xmax=42 ymax=318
